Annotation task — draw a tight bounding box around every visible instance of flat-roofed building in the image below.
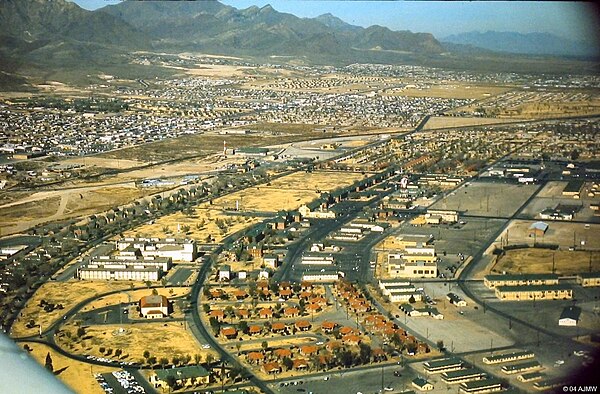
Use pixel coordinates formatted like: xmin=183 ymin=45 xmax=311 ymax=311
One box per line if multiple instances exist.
xmin=494 ymin=284 xmax=572 ymax=301
xmin=388 ymin=256 xmax=437 ymax=278
xmin=577 ymin=272 xmax=600 ymax=287
xmin=426 ymin=209 xmax=459 ymax=223
xmin=78 ymin=263 xmax=162 ymax=281
xmin=484 ymin=274 xmax=559 ymax=289
xmin=483 ymin=350 xmax=534 ymax=364
xmin=92 ymin=256 xmax=172 ymax=272
xmin=116 ymin=237 xmax=197 ymax=262
xmin=302 ymin=270 xmax=340 ymax=282
xmin=395 ymin=234 xmax=433 ymax=249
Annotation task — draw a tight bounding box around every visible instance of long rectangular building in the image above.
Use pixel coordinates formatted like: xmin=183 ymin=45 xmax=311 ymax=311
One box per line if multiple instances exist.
xmin=442 ymin=368 xmax=488 ymax=384
xmin=116 ymin=237 xmax=197 ymax=262
xmin=424 ymin=358 xmax=464 ymax=374
xmin=459 ymin=378 xmax=503 ymax=394
xmin=91 ymin=256 xmax=172 ymax=272
xmin=577 ymin=272 xmax=600 ymax=287
xmin=494 ymin=284 xmax=572 ymax=301
xmin=78 ymin=263 xmax=163 ymax=281
xmin=484 ymin=274 xmax=559 ymax=289
xmin=483 ymin=350 xmax=534 ymax=364
xmin=501 ymin=361 xmax=541 ymax=375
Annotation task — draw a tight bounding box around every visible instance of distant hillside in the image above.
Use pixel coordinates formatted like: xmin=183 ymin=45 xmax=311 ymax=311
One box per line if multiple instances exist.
xmin=0 ymin=0 xmax=598 ymax=89
xmin=442 ymin=31 xmax=599 ymax=58
xmin=100 ymin=0 xmax=444 ymax=61
xmin=0 ymin=0 xmax=153 ymax=88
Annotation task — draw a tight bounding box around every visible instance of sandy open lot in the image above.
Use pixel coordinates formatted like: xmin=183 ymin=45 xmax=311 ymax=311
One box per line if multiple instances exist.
xmin=212 ymin=171 xmax=365 ymax=213
xmin=0 ymin=183 xmax=149 ymax=235
xmin=11 ymin=281 xmax=140 ymax=338
xmin=499 ymin=220 xmax=600 ymax=250
xmin=492 ymin=248 xmax=600 ymax=275
xmin=22 ymin=341 xmax=118 ymax=394
xmin=390 ymin=83 xmax=513 ymax=100
xmin=59 ymin=156 xmax=146 ymax=169
xmin=430 ymin=182 xmax=539 ymax=217
xmin=124 ymin=206 xmax=262 ymax=243
xmin=58 ymin=322 xmax=216 ymax=365
xmin=422 ymin=116 xmax=525 ymax=130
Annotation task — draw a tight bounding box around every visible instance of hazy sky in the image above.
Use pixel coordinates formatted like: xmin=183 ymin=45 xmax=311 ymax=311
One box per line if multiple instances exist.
xmin=72 ymin=0 xmax=599 ymax=43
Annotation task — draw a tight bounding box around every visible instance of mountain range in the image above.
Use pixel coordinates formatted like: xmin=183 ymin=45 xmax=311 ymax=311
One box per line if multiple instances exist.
xmin=0 ymin=0 xmax=598 ymax=89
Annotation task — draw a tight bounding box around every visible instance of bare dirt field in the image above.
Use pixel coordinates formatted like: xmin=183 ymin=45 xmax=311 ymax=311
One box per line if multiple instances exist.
xmin=212 ymin=171 xmax=365 ymax=213
xmin=11 ymin=281 xmax=140 ymax=338
xmin=269 ymin=170 xmax=365 ymax=192
xmin=59 ymin=156 xmax=146 ymax=169
xmin=422 ymin=116 xmax=525 ymax=130
xmin=0 ymin=183 xmax=148 ymax=235
xmin=82 ymin=287 xmax=190 ymax=313
xmin=429 ymin=182 xmax=540 ymax=217
xmin=491 ymin=248 xmax=600 ymax=275
xmin=124 ymin=206 xmax=261 ymax=243
xmin=497 ymin=220 xmax=600 ymax=251
xmin=390 ymin=83 xmax=513 ymax=100
xmin=23 ymin=341 xmax=118 ymax=394
xmin=59 ymin=322 xmax=216 ymax=365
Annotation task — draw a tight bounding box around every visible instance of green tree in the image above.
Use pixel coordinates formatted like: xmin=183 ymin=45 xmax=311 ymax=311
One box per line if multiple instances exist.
xmin=159 ymin=357 xmax=169 ymax=368
xmin=194 ymin=354 xmax=202 ymax=364
xmin=44 ymin=352 xmax=53 ymax=372
xmin=143 ymin=350 xmax=150 ymax=359
xmin=261 ymin=341 xmax=268 ymax=351
xmin=282 ymin=356 xmax=293 ymax=370
xmin=359 ymin=343 xmax=372 ymax=364
xmin=76 ymin=326 xmax=86 ymax=338
xmin=165 ymin=375 xmax=177 ymax=391
xmin=205 ymin=354 xmax=214 ymax=365
xmin=436 ymin=340 xmax=445 ymax=351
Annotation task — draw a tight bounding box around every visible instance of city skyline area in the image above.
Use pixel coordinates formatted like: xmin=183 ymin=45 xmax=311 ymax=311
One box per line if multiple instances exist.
xmin=0 ymin=1 xmax=599 ymax=394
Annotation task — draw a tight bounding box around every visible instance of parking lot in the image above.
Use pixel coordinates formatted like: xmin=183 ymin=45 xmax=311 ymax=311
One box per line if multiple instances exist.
xmin=97 ymin=370 xmax=148 ymax=394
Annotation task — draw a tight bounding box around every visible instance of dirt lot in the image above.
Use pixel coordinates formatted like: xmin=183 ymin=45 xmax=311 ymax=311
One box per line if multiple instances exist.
xmin=22 ymin=341 xmax=118 ymax=394
xmin=59 ymin=156 xmax=146 ymax=169
xmin=213 ymin=171 xmax=365 ymax=213
xmin=11 ymin=281 xmax=140 ymax=338
xmin=81 ymin=287 xmax=190 ymax=313
xmin=58 ymin=322 xmax=216 ymax=365
xmin=492 ymin=248 xmax=600 ymax=275
xmin=269 ymin=170 xmax=365 ymax=192
xmin=124 ymin=206 xmax=261 ymax=243
xmin=499 ymin=220 xmax=600 ymax=250
xmin=390 ymin=83 xmax=513 ymax=100
xmin=0 ymin=183 xmax=150 ymax=235
xmin=422 ymin=116 xmax=525 ymax=130
xmin=429 ymin=181 xmax=539 ymax=217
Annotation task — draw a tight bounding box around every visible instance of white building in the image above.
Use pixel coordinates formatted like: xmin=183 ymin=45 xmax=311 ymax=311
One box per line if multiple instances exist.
xmin=140 ymin=294 xmax=169 ymax=319
xmin=116 ymin=237 xmax=197 ymax=262
xmin=78 ymin=263 xmax=162 ymax=281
